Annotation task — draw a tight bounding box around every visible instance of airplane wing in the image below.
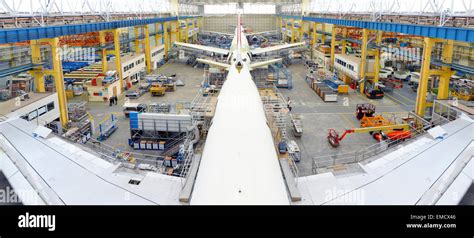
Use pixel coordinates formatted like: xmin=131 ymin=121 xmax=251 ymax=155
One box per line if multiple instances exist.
xmin=196 ymin=58 xmax=231 ymax=70
xmin=250 ymin=42 xmax=306 ymax=56
xmin=174 ymin=42 xmax=229 ymax=56
xmin=199 ymin=30 xmax=233 ymax=37
xmin=247 ymin=30 xmax=278 ymax=37
xmin=249 ymin=58 xmax=282 ymax=70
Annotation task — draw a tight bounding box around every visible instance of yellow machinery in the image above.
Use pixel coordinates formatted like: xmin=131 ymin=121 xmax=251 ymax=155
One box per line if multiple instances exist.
xmin=328 ymin=124 xmax=411 ymax=147
xmin=356 ymin=103 xmax=392 ymax=128
xmin=360 ymin=115 xmax=392 ymax=128
xmin=338 ymin=85 xmax=349 ymax=94
xmin=150 ymin=83 xmax=166 ymax=96
xmin=452 ymin=91 xmax=474 ymax=101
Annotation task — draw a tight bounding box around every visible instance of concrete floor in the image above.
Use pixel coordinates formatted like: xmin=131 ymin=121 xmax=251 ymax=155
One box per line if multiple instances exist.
xmin=280 ymin=64 xmax=416 ymax=176
xmin=70 ymin=61 xmax=418 ymax=177
xmin=69 ymin=61 xmax=204 ymax=155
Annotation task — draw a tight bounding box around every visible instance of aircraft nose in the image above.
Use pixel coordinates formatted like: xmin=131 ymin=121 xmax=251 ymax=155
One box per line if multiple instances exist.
xmin=235 ymin=61 xmax=243 ymax=73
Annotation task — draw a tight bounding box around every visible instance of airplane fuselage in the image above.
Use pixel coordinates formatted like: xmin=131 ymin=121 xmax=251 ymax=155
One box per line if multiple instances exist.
xmin=190 ymin=16 xmax=290 ymax=205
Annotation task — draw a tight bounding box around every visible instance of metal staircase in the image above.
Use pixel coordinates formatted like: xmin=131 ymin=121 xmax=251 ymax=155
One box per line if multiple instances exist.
xmin=261 ymin=86 xmax=289 ymax=141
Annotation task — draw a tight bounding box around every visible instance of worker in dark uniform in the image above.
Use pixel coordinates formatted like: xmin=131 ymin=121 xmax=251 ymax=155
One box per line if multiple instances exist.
xmin=287 ymin=97 xmax=292 ymax=112
xmin=109 ymin=97 xmax=113 ymax=106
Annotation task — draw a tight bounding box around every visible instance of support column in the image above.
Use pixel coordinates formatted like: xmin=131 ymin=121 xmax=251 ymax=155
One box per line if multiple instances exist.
xmin=291 ymin=19 xmax=296 ymax=43
xmin=175 ymin=21 xmax=180 ymax=43
xmin=164 ymin=22 xmax=169 ymax=58
xmin=438 ymin=40 xmax=454 ymax=100
xmin=99 ymin=31 xmax=108 ymax=73
xmin=155 ymin=23 xmax=160 ymax=46
xmin=330 ymin=26 xmax=337 ymax=69
xmin=30 ymin=40 xmax=45 ymax=93
xmin=46 ymin=38 xmax=68 ymax=127
xmin=144 ymin=25 xmax=152 ymax=74
xmin=299 ymin=20 xmax=304 ymax=42
xmin=134 ymin=27 xmax=141 ymax=53
xmin=312 ymin=22 xmax=317 ymax=46
xmin=112 ymin=29 xmax=124 ymax=91
xmin=280 ymin=18 xmax=284 ymax=40
xmin=359 ymin=29 xmax=369 ymax=94
xmin=415 ymin=37 xmax=435 ymax=117
xmin=373 ymin=31 xmax=383 ymax=89
xmin=275 ymin=16 xmax=279 ymax=31
xmin=185 ymin=19 xmax=189 ymax=43
xmin=341 ymin=28 xmax=347 ymax=55
xmin=321 ymin=24 xmax=326 ymax=44
xmin=192 ymin=18 xmax=197 ymax=42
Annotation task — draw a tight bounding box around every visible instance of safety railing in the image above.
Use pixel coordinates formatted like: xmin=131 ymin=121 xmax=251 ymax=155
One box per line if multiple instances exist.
xmin=311 ymin=101 xmax=463 ymax=173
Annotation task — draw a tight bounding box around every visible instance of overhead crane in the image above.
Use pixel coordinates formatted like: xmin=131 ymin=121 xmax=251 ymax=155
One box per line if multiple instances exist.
xmin=278 ymin=14 xmax=474 ymax=118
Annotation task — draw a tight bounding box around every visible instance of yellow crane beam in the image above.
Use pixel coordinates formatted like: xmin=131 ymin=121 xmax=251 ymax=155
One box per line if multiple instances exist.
xmin=341 ymin=27 xmax=347 ymax=55
xmin=359 ymin=29 xmax=369 ymax=94
xmin=144 ymin=25 xmax=152 ymax=74
xmin=291 ymin=19 xmax=296 ymax=43
xmin=185 ymin=19 xmax=189 ymax=43
xmin=164 ymin=21 xmax=169 ymax=59
xmin=134 ymin=27 xmax=141 ymax=54
xmin=29 ymin=40 xmax=45 ymax=93
xmin=438 ymin=40 xmax=455 ymax=100
xmin=111 ymin=29 xmax=124 ymax=91
xmin=321 ymin=23 xmax=326 ymax=44
xmin=99 ymin=31 xmax=108 ymax=73
xmin=330 ymin=26 xmax=337 ymax=69
xmin=44 ymin=38 xmax=69 ymax=127
xmin=415 ymin=37 xmax=435 ymax=117
xmin=155 ymin=23 xmax=161 ymax=46
xmin=373 ymin=30 xmax=383 ymax=90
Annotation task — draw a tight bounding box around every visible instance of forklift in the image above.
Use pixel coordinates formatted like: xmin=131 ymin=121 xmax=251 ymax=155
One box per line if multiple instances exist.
xmin=150 ymin=83 xmax=166 ymax=96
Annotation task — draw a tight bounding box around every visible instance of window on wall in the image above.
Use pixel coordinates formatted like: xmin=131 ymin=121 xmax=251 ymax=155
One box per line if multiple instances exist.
xmin=47 ymin=102 xmax=55 ymax=111
xmin=204 ymin=3 xmax=237 ymax=14
xmin=243 ymin=3 xmax=275 ymax=14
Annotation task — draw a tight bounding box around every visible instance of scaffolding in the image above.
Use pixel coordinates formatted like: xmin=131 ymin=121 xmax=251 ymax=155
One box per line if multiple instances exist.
xmin=259 ymin=85 xmax=289 ymax=142
xmin=63 ymin=102 xmax=93 ymax=144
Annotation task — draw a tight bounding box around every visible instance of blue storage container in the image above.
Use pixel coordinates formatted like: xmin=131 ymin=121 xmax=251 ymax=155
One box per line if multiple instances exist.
xmin=129 ymin=112 xmax=139 ymax=129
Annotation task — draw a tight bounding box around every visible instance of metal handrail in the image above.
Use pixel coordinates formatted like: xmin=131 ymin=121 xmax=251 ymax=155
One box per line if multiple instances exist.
xmin=312 ymin=111 xmax=458 ymax=174
xmin=311 ymin=101 xmax=464 ymax=173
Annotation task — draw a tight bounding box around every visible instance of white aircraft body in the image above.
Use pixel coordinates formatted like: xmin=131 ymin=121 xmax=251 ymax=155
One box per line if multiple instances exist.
xmin=176 ymin=14 xmax=305 ymax=204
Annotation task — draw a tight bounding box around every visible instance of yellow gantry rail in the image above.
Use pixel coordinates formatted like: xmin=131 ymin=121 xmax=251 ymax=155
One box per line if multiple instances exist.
xmin=99 ymin=31 xmax=108 ymax=73
xmin=330 ymin=27 xmax=337 ymax=69
xmin=359 ymin=29 xmax=369 ymax=94
xmin=30 ymin=40 xmax=45 ymax=93
xmin=373 ymin=31 xmax=383 ymax=90
xmin=415 ymin=38 xmax=455 ymax=116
